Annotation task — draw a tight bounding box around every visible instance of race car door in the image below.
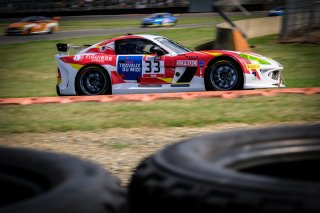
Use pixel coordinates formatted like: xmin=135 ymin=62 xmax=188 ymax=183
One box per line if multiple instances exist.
xmin=33 ymin=16 xmax=48 ymax=33
xmin=140 ymin=54 xmax=175 ymax=85
xmin=115 ymin=38 xmax=174 ymax=85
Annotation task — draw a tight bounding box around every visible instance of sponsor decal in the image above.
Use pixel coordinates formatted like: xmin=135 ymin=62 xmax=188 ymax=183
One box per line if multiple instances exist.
xmin=100 ymin=45 xmax=106 ymax=52
xmin=202 ymin=51 xmax=222 ymax=57
xmin=251 ymin=71 xmax=261 ymax=80
xmin=117 ymin=56 xmax=143 ymax=80
xmin=119 ymin=62 xmax=141 ymax=72
xmin=85 ymin=55 xmax=113 ymax=62
xmin=186 ymin=55 xmax=198 ymax=59
xmin=100 ymin=42 xmax=115 ymax=52
xmin=70 ymin=63 xmax=84 ymax=70
xmin=34 ymin=24 xmax=41 ymax=29
xmin=73 ymin=55 xmax=83 ymax=61
xmin=145 ymin=56 xmax=162 ymax=61
xmin=239 ymin=53 xmax=270 ymax=65
xmin=163 ymin=18 xmax=170 ymax=23
xmin=106 ymin=42 xmax=115 ymax=50
xmin=246 ymin=64 xmax=261 ymax=69
xmin=199 ymin=60 xmax=204 ymax=67
xmin=176 ymin=60 xmax=198 ymax=67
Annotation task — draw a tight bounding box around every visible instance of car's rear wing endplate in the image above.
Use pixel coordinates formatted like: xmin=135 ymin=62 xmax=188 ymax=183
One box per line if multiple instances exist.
xmin=56 ymin=43 xmax=91 ymax=56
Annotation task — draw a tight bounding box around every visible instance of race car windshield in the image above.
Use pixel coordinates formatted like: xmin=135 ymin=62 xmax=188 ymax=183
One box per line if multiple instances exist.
xmin=20 ymin=17 xmax=35 ymax=22
xmin=149 ymin=14 xmax=160 ymax=18
xmin=19 ymin=16 xmax=47 ymax=22
xmin=156 ymin=38 xmax=192 ymax=54
xmin=148 ymin=13 xmax=169 ymax=18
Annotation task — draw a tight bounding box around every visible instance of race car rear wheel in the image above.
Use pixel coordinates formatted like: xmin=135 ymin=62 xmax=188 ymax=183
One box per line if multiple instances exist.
xmin=205 ymin=58 xmax=243 ymax=91
xmin=23 ymin=28 xmax=31 ymax=35
xmin=76 ymin=66 xmax=111 ymax=95
xmin=47 ymin=27 xmax=54 ymax=34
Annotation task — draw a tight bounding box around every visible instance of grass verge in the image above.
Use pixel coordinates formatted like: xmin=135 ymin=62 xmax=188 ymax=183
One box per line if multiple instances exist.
xmin=0 ymin=94 xmax=319 ymax=134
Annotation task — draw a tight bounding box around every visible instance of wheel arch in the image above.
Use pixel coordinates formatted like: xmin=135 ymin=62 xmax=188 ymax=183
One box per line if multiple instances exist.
xmin=204 ymin=55 xmax=245 ymax=90
xmin=75 ymin=63 xmax=112 ymax=95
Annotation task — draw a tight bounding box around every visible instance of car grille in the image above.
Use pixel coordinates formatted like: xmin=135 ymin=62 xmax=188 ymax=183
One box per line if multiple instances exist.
xmin=268 ymin=70 xmax=280 ymax=80
xmin=6 ymin=28 xmax=23 ymax=34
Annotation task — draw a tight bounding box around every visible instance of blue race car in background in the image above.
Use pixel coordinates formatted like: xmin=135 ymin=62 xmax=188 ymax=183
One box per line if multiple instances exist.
xmin=141 ymin=13 xmax=177 ymax=27
xmin=268 ymin=6 xmax=285 ymax=16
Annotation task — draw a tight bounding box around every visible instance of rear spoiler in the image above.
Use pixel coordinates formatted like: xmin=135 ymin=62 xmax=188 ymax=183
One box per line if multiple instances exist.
xmin=56 ymin=43 xmax=91 ymax=56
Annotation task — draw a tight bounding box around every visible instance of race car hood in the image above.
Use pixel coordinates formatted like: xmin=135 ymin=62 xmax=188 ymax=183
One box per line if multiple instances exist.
xmin=237 ymin=52 xmax=283 ymax=69
xmin=201 ymin=50 xmax=282 ymax=68
xmin=8 ymin=22 xmax=31 ymax=28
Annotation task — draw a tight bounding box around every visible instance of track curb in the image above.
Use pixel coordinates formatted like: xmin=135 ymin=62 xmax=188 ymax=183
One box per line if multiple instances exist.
xmin=0 ymin=88 xmax=319 ymax=106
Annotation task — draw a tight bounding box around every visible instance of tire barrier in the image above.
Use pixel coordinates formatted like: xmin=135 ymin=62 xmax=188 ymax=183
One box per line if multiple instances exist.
xmin=0 ymin=147 xmax=128 ymax=213
xmin=128 ymin=124 xmax=320 ymax=213
xmin=0 ymin=88 xmax=319 ymax=105
xmin=214 ymin=16 xmax=282 ymax=51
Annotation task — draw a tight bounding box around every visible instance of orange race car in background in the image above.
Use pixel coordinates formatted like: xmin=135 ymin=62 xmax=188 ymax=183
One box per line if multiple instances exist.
xmin=6 ymin=16 xmax=60 ymax=35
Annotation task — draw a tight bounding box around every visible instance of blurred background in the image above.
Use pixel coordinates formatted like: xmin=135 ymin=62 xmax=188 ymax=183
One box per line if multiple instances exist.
xmin=1 ymin=0 xmax=319 ymax=43
xmin=0 ymin=0 xmax=319 ymax=186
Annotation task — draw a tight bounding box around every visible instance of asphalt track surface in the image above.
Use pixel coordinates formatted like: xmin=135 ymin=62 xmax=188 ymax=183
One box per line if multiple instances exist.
xmin=0 ymin=23 xmax=215 ymax=44
xmin=0 ymin=12 xmax=267 ymax=44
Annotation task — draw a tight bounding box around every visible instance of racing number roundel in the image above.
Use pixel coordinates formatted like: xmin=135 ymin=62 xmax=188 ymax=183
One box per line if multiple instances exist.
xmin=142 ymin=57 xmax=164 ymax=77
xmin=142 ymin=60 xmax=164 ymax=75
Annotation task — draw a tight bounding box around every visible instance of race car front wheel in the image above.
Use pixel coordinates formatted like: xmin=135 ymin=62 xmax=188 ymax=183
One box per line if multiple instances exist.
xmin=76 ymin=66 xmax=111 ymax=95
xmin=205 ymin=58 xmax=243 ymax=90
xmin=128 ymin=124 xmax=320 ymax=213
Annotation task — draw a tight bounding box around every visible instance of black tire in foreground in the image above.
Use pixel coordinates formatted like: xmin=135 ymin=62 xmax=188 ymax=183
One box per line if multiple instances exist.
xmin=128 ymin=124 xmax=320 ymax=213
xmin=0 ymin=147 xmax=127 ymax=213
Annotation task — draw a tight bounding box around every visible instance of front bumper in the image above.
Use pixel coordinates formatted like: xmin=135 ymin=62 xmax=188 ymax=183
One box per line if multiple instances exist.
xmin=6 ymin=28 xmax=24 ymax=35
xmin=244 ymin=66 xmax=286 ymax=89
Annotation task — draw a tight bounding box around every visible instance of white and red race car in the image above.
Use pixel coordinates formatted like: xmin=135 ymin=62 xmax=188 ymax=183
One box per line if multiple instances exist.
xmin=55 ymin=34 xmax=285 ymax=95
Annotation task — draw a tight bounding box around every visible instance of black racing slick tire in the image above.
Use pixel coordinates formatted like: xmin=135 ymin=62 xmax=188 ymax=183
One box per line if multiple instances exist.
xmin=128 ymin=124 xmax=320 ymax=213
xmin=76 ymin=66 xmax=111 ymax=95
xmin=205 ymin=58 xmax=243 ymax=91
xmin=0 ymin=147 xmax=127 ymax=213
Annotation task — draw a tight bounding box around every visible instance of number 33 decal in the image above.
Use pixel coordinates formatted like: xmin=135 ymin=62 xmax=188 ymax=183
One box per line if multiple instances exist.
xmin=143 ymin=60 xmax=164 ymax=75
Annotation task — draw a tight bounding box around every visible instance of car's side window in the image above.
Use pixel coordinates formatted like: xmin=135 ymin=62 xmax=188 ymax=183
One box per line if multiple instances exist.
xmin=115 ymin=38 xmax=165 ymax=55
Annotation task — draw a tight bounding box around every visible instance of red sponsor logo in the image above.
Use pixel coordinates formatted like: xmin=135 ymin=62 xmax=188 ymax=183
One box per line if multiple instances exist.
xmin=176 ymin=60 xmax=198 ymax=67
xmin=84 ymin=55 xmax=113 ymax=62
xmin=73 ymin=55 xmax=83 ymax=61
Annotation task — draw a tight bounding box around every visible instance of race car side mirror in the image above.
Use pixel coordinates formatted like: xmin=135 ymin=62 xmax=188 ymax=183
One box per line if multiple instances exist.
xmin=150 ymin=45 xmax=164 ymax=56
